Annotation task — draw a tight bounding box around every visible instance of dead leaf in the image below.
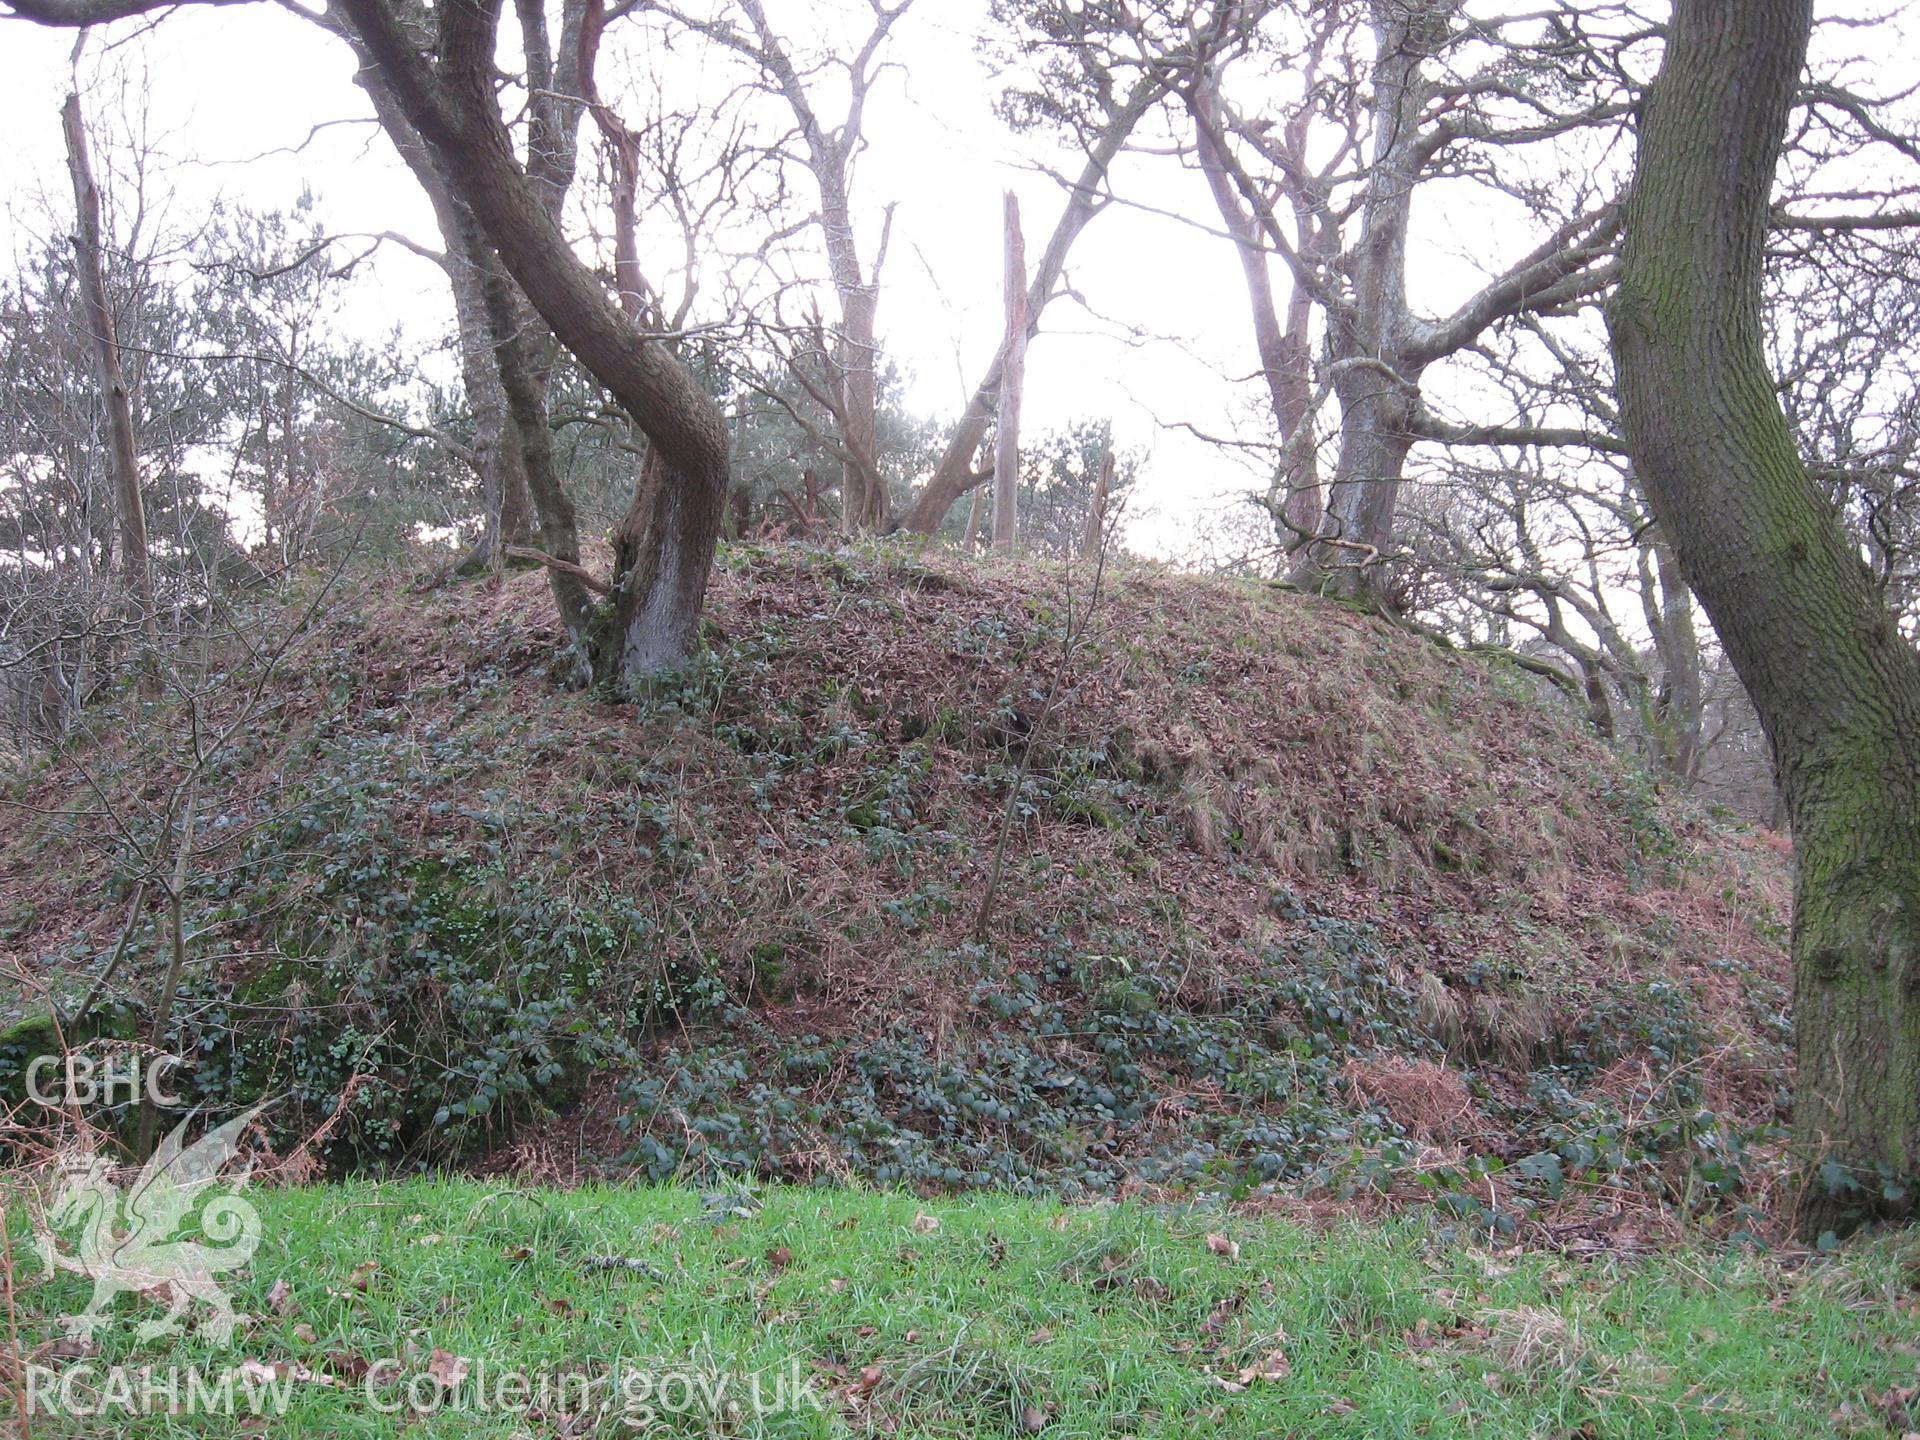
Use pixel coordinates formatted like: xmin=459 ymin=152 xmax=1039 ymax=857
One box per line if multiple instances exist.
xmin=1234 ymin=1348 xmax=1291 ymax=1386
xmin=349 ymin=1260 xmax=378 ymax=1293
xmin=266 ymin=1278 xmax=296 ymax=1315
xmin=1202 ymin=1293 xmax=1244 ymax=1339
xmin=767 ymin=1246 xmax=793 ymax=1273
xmin=910 ymin=1212 xmax=941 ymax=1235
xmin=1021 ymin=1403 xmax=1048 ymax=1432
xmin=293 ymin=1323 xmax=319 ymax=1345
xmin=1132 ymin=1275 xmax=1172 ymax=1302
xmin=427 ymin=1348 xmax=471 ymax=1390
xmin=1205 ymin=1233 xmax=1240 ymax=1262
xmin=326 ymin=1351 xmax=370 ymax=1384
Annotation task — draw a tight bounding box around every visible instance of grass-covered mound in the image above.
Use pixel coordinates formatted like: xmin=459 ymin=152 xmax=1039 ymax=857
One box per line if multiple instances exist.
xmin=11 ymin=1179 xmax=1919 ymax=1437
xmin=0 ymin=544 xmax=1793 ymax=1234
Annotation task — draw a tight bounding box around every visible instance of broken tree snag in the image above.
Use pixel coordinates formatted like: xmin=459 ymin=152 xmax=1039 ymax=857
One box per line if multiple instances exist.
xmin=1082 ymin=445 xmax=1114 ymax=562
xmin=963 ymin=480 xmax=987 ymax=552
xmin=62 ymin=88 xmax=155 ymax=639
xmin=993 ymin=191 xmax=1027 ymax=553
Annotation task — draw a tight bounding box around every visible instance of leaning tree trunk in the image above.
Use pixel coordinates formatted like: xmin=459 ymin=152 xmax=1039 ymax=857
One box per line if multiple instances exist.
xmin=62 ymin=90 xmax=155 ymax=640
xmin=1190 ymin=69 xmax=1320 ymax=542
xmin=340 ymin=27 xmax=537 ymax=571
xmin=1609 ymin=0 xmax=1920 ymax=1238
xmin=895 ymin=77 xmax=1160 ymax=536
xmin=335 ymin=0 xmax=731 ymax=680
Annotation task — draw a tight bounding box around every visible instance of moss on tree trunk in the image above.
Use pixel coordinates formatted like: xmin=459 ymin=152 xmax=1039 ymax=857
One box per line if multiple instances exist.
xmin=1608 ymin=0 xmax=1920 ymax=1237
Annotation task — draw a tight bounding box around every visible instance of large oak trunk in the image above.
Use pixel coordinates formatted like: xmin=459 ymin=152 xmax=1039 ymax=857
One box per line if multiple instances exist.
xmin=1609 ymin=0 xmax=1920 ymax=1236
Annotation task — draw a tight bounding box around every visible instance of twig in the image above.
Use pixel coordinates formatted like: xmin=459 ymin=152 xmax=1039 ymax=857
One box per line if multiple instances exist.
xmin=0 ymin=1204 xmax=29 ymax=1440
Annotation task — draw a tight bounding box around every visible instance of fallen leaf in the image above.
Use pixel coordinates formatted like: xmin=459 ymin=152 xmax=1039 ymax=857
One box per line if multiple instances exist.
xmin=911 ymin=1212 xmax=941 ymax=1235
xmin=1234 ymin=1348 xmax=1290 ymax=1386
xmin=767 ymin=1246 xmax=793 ymax=1273
xmin=1205 ymin=1233 xmax=1240 ymax=1262
xmin=1202 ymin=1293 xmax=1243 ymax=1338
xmin=293 ymin=1323 xmax=319 ymax=1345
xmin=328 ymin=1351 xmax=371 ymax=1383
xmin=266 ymin=1278 xmax=296 ymax=1315
xmin=1021 ymin=1403 xmax=1047 ymax=1432
xmin=349 ymin=1261 xmax=378 ymax=1293
xmin=427 ymin=1348 xmax=471 ymax=1390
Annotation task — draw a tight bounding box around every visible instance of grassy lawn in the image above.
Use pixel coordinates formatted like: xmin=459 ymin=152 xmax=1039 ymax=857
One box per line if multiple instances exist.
xmin=6 ymin=1180 xmax=1918 ymax=1437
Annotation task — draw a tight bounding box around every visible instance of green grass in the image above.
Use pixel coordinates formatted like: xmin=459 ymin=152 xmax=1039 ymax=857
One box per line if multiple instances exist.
xmin=8 ymin=1180 xmax=1918 ymax=1436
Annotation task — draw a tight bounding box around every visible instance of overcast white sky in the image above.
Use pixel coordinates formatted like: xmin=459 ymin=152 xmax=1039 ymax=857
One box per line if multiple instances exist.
xmin=0 ymin=1 xmax=1416 ymax=557
xmin=2 ymin=1 xmax=1900 ymax=563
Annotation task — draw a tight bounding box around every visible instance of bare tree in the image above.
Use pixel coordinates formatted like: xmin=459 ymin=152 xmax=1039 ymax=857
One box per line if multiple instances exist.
xmin=1172 ymin=0 xmax=1631 ymax=605
xmin=315 ymin=0 xmax=733 ymax=679
xmin=61 ymin=75 xmax=154 ymax=640
xmin=651 ymin=0 xmax=909 ymax=533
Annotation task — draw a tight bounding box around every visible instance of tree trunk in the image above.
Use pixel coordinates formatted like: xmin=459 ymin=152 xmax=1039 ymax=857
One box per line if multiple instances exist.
xmin=1081 ymin=447 xmax=1114 ymax=563
xmin=1609 ymin=0 xmax=1920 ymax=1237
xmin=1641 ymin=533 xmax=1704 ymax=782
xmin=342 ymin=32 xmax=536 ymax=570
xmin=895 ymin=78 xmax=1159 ymax=536
xmin=62 ymin=90 xmax=155 ymax=638
xmin=1190 ymin=69 xmax=1320 ymax=541
xmin=992 ymin=193 xmax=1027 ymax=553
xmin=335 ymin=0 xmax=731 ymax=679
xmin=1315 ymin=374 xmax=1419 ymax=604
xmin=1288 ymin=0 xmax=1440 ymax=606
